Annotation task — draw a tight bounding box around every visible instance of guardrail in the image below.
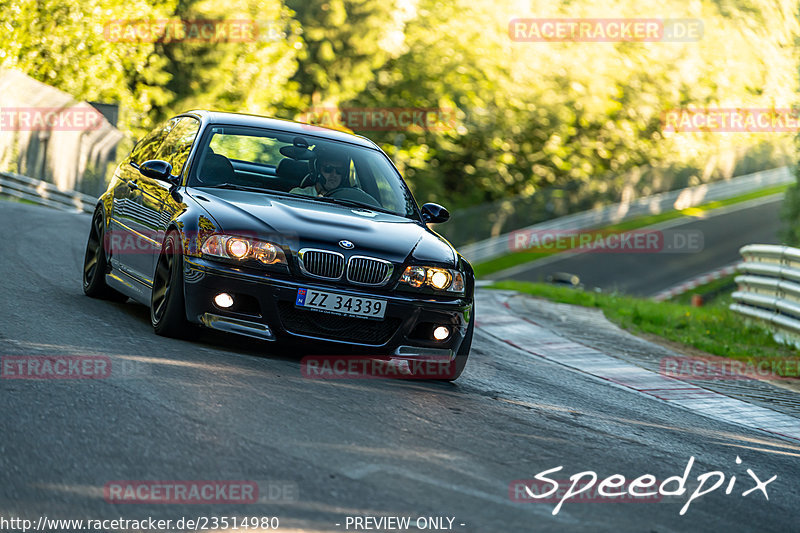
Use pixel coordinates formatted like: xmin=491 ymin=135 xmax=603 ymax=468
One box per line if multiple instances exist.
xmin=731 ymin=244 xmax=800 ymax=345
xmin=0 ymin=171 xmax=96 ymax=213
xmin=457 ymin=166 xmax=793 ymax=264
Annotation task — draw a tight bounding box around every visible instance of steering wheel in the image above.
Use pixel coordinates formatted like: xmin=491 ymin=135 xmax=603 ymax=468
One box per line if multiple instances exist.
xmin=324 ymin=187 xmax=382 ymax=208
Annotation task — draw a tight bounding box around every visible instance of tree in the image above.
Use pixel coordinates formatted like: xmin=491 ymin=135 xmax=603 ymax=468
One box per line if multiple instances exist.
xmin=0 ymin=0 xmax=175 ymax=134
xmin=284 ymin=0 xmax=404 ymax=108
xmin=351 ymin=0 xmax=798 ymax=217
xmin=151 ymin=0 xmax=302 ymax=123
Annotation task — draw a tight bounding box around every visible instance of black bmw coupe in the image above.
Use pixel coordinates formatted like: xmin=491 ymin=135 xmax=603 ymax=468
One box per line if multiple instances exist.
xmin=82 ymin=111 xmax=474 ymax=379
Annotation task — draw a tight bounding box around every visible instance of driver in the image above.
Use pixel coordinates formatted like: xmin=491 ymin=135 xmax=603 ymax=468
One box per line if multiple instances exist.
xmin=290 ymin=146 xmax=350 ymax=197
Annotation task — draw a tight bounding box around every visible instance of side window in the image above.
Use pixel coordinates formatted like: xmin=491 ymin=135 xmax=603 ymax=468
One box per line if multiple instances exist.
xmin=130 ymin=119 xmax=176 ymax=164
xmin=155 ymin=117 xmax=201 ymax=177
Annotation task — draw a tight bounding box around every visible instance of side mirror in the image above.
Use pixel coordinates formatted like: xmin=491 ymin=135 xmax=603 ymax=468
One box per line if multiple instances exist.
xmin=421 ymin=203 xmax=450 ymax=224
xmin=139 ymin=160 xmax=175 ymax=183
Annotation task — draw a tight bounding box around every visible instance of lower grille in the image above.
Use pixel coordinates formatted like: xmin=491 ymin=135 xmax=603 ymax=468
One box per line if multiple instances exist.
xmin=278 ymin=302 xmax=401 ymax=344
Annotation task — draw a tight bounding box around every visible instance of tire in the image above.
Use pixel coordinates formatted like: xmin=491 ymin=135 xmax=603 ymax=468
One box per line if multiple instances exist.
xmin=443 ymin=314 xmax=473 ymax=381
xmin=83 ymin=210 xmax=128 ymax=302
xmin=151 ymin=231 xmax=190 ymax=338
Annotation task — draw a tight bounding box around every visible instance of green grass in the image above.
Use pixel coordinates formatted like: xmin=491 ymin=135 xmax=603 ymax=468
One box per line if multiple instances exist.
xmin=473 ymin=183 xmax=790 ymax=278
xmin=0 ymin=193 xmax=37 ymax=206
xmin=670 ymin=274 xmax=737 ymax=307
xmin=490 ymin=280 xmax=799 ymax=376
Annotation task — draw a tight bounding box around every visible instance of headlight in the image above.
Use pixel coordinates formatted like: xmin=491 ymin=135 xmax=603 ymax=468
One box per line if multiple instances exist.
xmin=401 ymin=266 xmax=426 ymax=288
xmin=227 ymin=238 xmax=249 ymax=259
xmin=201 ymin=234 xmax=287 ymax=267
xmin=429 ymin=269 xmax=451 ymax=290
xmin=400 ymin=266 xmax=465 ymax=294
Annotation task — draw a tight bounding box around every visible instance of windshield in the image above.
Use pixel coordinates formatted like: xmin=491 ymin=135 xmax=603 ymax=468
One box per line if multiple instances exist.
xmin=188 ymin=125 xmax=419 ymax=218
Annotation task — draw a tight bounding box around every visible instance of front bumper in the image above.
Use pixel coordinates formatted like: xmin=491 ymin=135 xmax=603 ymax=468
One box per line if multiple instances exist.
xmin=182 ymin=257 xmax=473 ymax=355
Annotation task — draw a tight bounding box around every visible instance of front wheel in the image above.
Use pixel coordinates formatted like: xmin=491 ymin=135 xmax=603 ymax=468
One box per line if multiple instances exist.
xmin=151 ymin=231 xmax=190 ymax=338
xmin=83 ymin=210 xmax=127 ymax=302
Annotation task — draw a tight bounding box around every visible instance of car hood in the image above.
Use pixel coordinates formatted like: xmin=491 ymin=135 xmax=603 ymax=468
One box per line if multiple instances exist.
xmin=189 ymin=188 xmax=456 ymax=265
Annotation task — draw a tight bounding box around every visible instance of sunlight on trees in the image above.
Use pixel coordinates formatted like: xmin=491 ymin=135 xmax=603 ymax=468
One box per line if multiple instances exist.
xmin=1 ymin=0 xmax=797 ymax=229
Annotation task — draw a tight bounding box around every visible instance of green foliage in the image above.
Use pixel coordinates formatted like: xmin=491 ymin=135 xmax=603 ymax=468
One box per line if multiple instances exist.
xmin=152 ymin=0 xmax=302 ymax=123
xmin=0 ymin=0 xmax=179 ymax=133
xmin=1 ymin=0 xmax=797 ymax=213
xmin=781 ymin=164 xmax=800 ymax=245
xmin=354 ymin=0 xmax=797 ymax=210
xmin=0 ymin=0 xmax=300 ymax=136
xmin=284 ymin=0 xmax=404 ymax=108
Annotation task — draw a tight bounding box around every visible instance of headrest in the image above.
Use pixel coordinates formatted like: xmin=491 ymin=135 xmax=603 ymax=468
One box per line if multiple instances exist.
xmin=276 ymin=158 xmax=310 ymax=179
xmin=279 ymin=136 xmax=314 ymax=160
xmin=199 ymin=153 xmax=235 ymax=184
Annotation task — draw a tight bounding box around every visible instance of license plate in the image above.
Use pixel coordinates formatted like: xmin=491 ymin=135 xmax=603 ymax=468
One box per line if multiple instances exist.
xmin=295 ymin=288 xmax=386 ymax=319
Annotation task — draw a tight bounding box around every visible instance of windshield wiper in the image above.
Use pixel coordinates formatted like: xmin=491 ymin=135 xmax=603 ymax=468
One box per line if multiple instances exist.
xmin=200 ymin=182 xmax=266 ymax=193
xmin=313 ymin=196 xmax=397 ymax=216
xmin=200 ymin=183 xmax=299 ymax=198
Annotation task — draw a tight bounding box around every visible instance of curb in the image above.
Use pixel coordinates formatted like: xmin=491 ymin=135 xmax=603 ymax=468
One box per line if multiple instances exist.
xmin=476 ymin=289 xmax=800 ymax=444
xmin=651 ymin=263 xmax=740 ymax=302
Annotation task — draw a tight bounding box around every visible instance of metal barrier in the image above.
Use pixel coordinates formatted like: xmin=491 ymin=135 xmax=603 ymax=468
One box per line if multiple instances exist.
xmin=731 ymin=244 xmax=800 ymax=343
xmin=457 ymin=166 xmax=793 ymax=264
xmin=0 ymin=171 xmax=96 ymax=213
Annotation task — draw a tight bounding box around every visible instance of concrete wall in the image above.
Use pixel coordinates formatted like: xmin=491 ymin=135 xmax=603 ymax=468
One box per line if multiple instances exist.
xmin=0 ymin=69 xmax=124 ymax=197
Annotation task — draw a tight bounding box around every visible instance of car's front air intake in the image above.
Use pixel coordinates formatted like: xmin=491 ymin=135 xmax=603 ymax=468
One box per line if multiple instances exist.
xmin=298 ymin=249 xmax=345 ymax=280
xmin=347 ymin=256 xmax=392 ymax=286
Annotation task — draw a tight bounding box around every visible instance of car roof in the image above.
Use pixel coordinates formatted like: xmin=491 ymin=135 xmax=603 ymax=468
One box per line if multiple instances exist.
xmin=181 ymin=110 xmax=380 ymax=150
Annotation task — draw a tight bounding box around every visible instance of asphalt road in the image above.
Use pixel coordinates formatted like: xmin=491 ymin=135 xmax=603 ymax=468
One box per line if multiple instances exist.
xmin=488 ymin=196 xmax=784 ymax=296
xmin=1 ymin=200 xmax=798 ymax=532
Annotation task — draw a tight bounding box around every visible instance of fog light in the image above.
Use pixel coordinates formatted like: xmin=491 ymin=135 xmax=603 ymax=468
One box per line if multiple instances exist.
xmin=214 ymin=292 xmax=234 ymax=308
xmin=433 ymin=326 xmax=450 ymax=341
